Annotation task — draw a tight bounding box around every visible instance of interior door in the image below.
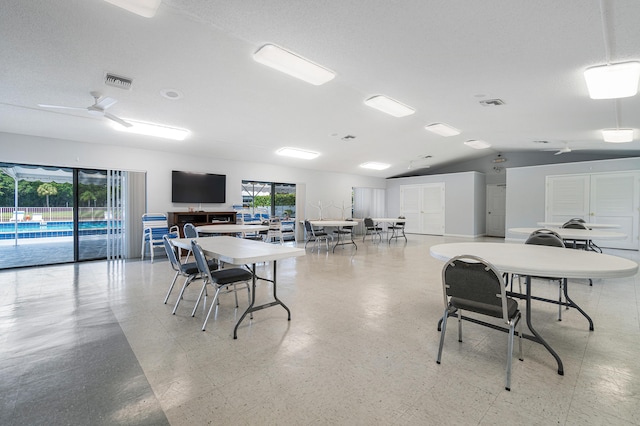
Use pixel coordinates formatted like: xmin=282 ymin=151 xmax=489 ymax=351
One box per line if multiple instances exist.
xmin=590 ymin=172 xmax=639 ymax=250
xmin=399 ymin=185 xmax=420 ymax=233
xmin=546 ymin=172 xmax=639 ymax=250
xmin=399 ymin=183 xmax=445 ymax=235
xmin=486 ymin=184 xmax=506 ymax=237
xmin=545 ymin=175 xmax=590 ymax=222
xmin=421 ymin=183 xmax=445 ymax=235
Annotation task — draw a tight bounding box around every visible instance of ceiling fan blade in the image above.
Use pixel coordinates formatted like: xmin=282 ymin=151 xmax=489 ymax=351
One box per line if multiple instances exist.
xmin=94 ymin=96 xmax=117 ymax=110
xmin=104 ymin=112 xmax=132 ymax=128
xmin=38 ymin=104 xmax=86 ymax=111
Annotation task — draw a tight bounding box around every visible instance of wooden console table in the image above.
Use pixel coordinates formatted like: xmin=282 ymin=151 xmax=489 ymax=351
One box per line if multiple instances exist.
xmin=168 ymin=211 xmax=236 ymax=237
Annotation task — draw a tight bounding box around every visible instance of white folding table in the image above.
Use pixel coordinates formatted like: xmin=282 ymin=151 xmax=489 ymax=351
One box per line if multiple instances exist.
xmin=309 ymin=220 xmax=357 ymax=252
xmin=172 ymin=236 xmax=305 ymax=338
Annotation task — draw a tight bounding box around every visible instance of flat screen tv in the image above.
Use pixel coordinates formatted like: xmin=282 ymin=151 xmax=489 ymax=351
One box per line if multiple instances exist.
xmin=172 ymin=170 xmax=226 ymax=203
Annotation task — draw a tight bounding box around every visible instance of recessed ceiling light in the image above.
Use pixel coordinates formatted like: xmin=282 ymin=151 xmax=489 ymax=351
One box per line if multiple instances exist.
xmin=103 ymin=0 xmax=161 ymax=18
xmin=160 ymin=89 xmax=183 ymax=100
xmin=584 ymin=62 xmax=640 ymax=99
xmin=464 ymin=139 xmax=491 ymax=149
xmin=364 ymin=95 xmax=415 ymax=117
xmin=602 ymin=128 xmax=634 ymax=143
xmin=253 ymin=44 xmax=336 ymax=86
xmin=112 ymin=120 xmax=189 ymax=140
xmin=360 ymin=162 xmax=390 ymax=170
xmin=425 ymin=123 xmax=461 ymax=137
xmin=276 ymin=147 xmax=320 ymax=159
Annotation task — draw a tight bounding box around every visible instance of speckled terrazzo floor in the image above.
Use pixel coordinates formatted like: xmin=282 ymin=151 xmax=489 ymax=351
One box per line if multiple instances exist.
xmin=0 ymin=234 xmax=638 ymax=425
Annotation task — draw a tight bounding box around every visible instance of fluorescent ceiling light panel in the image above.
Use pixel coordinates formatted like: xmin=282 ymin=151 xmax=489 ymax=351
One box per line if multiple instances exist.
xmin=602 ymin=128 xmax=634 ymax=143
xmin=253 ymin=44 xmax=336 ymax=86
xmin=360 ymin=162 xmax=390 ymax=170
xmin=464 ymin=139 xmax=491 ymax=149
xmin=584 ymin=61 xmax=640 ymax=99
xmin=276 ymin=147 xmax=320 ymax=159
xmin=112 ymin=120 xmax=189 ymax=140
xmin=103 ymin=0 xmax=161 ymax=18
xmin=425 ymin=123 xmax=461 ymax=137
xmin=364 ymin=95 xmax=415 ymax=117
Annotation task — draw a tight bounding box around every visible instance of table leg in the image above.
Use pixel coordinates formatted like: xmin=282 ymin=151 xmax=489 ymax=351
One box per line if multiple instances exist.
xmin=233 ymin=261 xmax=291 ymax=339
xmin=525 ymin=275 xmax=564 ymax=375
xmin=563 ymin=278 xmax=594 ymax=331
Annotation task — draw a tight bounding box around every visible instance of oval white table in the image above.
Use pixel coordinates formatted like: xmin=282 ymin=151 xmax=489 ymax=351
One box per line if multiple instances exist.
xmin=430 ymin=242 xmax=638 ymax=375
xmin=537 ymin=222 xmax=621 ymax=229
xmin=509 ymin=227 xmax=627 ymax=252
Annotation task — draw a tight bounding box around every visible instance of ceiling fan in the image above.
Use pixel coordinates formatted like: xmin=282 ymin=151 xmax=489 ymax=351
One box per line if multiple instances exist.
xmin=544 ymin=141 xmax=573 ymax=155
xmin=38 ymin=91 xmax=132 ymax=127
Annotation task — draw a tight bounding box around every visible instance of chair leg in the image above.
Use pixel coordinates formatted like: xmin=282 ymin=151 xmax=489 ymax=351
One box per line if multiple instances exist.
xmin=457 ymin=309 xmax=463 ymax=342
xmin=506 ymin=319 xmax=516 ymax=391
xmin=436 ymin=308 xmax=449 ymax=364
xmin=164 ymin=271 xmax=180 ymax=304
xmin=173 ymin=275 xmax=195 ymax=314
xmin=191 ymin=280 xmax=208 ymax=317
xmin=202 ymin=286 xmax=223 ymax=331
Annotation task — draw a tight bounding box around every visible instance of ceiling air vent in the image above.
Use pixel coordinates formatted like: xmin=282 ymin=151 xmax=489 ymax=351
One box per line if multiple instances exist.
xmin=479 ymin=99 xmax=505 ymax=106
xmin=104 ymin=73 xmax=133 ymax=90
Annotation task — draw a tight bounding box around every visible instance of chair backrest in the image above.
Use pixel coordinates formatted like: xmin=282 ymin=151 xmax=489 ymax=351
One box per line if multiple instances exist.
xmin=304 ymin=220 xmax=313 ymax=233
xmin=525 ymin=230 xmax=565 ymax=248
xmin=183 ymin=223 xmax=198 ymax=238
xmin=562 ymin=220 xmax=587 ymax=229
xmin=191 ymin=240 xmax=214 ymax=282
xmin=142 ymin=213 xmax=169 ymax=230
xmin=269 ymin=217 xmax=282 ymax=230
xmin=163 ymin=235 xmax=182 ymax=272
xmin=442 ymin=255 xmax=509 ymax=321
xmin=397 ymin=216 xmax=406 ymax=228
xmin=364 ymin=217 xmax=374 ymax=227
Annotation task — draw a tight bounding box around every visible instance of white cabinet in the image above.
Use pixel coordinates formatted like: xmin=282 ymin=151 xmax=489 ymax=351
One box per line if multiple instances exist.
xmin=546 ymin=171 xmax=639 ymax=250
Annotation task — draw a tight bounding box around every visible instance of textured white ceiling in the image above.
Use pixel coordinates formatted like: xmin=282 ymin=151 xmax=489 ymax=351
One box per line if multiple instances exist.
xmin=1 ymin=0 xmax=639 ymax=177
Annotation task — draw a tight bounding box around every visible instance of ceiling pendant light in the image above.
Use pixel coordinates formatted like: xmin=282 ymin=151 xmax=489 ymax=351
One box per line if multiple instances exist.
xmin=584 ymin=61 xmax=640 ymax=99
xmin=464 ymin=139 xmax=491 ymax=149
xmin=276 ymin=147 xmax=320 ymax=159
xmin=253 ymin=44 xmax=336 ymax=86
xmin=360 ymin=162 xmax=390 ymax=170
xmin=364 ymin=95 xmax=415 ymax=117
xmin=112 ymin=120 xmax=189 ymax=140
xmin=602 ymin=128 xmax=634 ymax=143
xmin=103 ymin=0 xmax=161 ymax=18
xmin=425 ymin=123 xmax=461 ymax=137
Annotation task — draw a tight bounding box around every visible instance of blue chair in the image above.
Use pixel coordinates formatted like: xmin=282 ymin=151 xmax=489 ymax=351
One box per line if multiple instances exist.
xmin=141 ymin=213 xmax=179 ymax=262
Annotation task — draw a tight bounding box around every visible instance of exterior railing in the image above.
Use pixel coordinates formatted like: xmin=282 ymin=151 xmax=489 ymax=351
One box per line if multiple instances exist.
xmin=0 ymin=207 xmax=120 ymax=222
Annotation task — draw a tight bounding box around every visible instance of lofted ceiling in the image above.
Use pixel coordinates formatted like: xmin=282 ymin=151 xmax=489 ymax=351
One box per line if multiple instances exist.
xmin=1 ymin=0 xmax=639 ymax=178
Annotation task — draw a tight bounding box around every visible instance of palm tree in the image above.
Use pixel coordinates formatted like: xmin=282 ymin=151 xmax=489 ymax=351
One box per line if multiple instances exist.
xmin=80 ymin=191 xmax=96 ymax=207
xmin=37 ymin=183 xmax=57 ymax=207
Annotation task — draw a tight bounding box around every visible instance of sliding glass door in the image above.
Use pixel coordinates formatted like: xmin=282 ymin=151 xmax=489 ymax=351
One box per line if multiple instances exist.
xmin=0 ymin=163 xmax=131 ymax=269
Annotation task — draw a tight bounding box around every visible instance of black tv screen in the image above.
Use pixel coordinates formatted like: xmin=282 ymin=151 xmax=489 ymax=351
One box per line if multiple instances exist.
xmin=172 ymin=171 xmax=226 ymax=203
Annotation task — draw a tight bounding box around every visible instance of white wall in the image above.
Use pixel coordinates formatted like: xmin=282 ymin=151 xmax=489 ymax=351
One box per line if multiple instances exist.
xmin=0 ymin=132 xmax=385 ymax=221
xmin=505 ymin=157 xmax=640 ymax=241
xmin=386 ymin=171 xmax=485 ymax=237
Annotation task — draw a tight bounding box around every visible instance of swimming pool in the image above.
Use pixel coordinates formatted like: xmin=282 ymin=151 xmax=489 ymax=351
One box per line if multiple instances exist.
xmin=0 ymin=220 xmax=122 ymax=240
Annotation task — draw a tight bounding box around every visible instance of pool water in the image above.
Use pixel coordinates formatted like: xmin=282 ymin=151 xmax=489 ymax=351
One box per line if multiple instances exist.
xmin=0 ymin=220 xmax=121 ymax=240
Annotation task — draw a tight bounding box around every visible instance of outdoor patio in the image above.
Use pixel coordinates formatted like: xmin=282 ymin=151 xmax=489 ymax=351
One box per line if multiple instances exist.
xmin=0 ymin=236 xmax=113 ymax=269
